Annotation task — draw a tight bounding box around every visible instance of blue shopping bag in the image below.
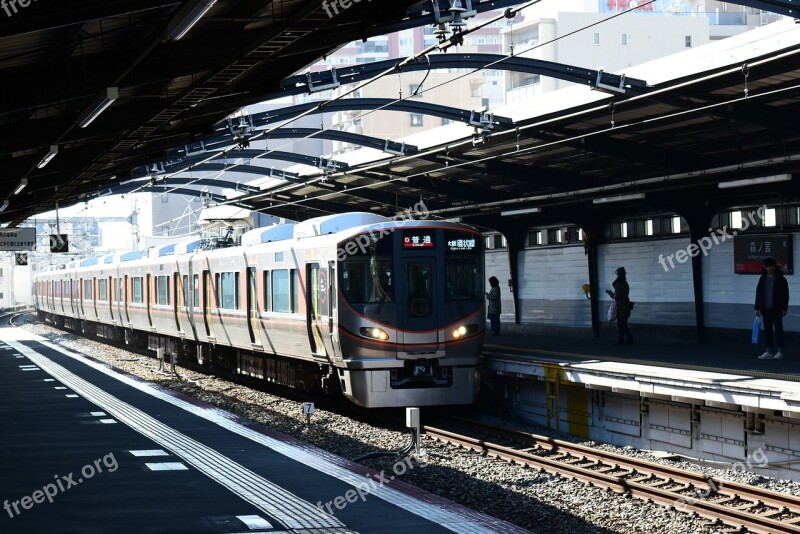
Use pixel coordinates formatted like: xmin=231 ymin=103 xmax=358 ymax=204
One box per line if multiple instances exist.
xmin=751 ymin=317 xmax=761 ymax=344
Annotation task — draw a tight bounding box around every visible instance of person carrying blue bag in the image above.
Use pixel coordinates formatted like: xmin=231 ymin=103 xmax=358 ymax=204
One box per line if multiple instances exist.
xmin=755 ymin=257 xmax=789 ymax=360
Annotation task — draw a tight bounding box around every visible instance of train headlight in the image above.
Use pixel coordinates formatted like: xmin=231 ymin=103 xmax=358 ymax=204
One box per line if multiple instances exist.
xmin=360 ymin=327 xmax=389 ymax=341
xmin=452 ymin=324 xmax=478 ymax=339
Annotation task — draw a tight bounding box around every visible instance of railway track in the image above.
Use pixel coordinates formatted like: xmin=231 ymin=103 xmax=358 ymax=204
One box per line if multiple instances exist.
xmin=424 ymin=418 xmax=800 ymax=534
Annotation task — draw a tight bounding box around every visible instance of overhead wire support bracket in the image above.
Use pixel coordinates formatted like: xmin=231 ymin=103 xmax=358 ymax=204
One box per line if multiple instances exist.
xmin=593 ymin=69 xmax=630 ymax=95
xmin=384 ymin=139 xmax=407 ymax=156
xmin=306 ymin=67 xmax=340 ymax=94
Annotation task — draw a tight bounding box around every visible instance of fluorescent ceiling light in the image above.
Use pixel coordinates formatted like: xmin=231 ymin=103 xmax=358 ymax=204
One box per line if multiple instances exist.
xmin=79 ymin=87 xmax=119 ymax=128
xmin=0 ymin=200 xmax=8 ymax=213
xmin=718 ymin=175 xmax=791 ymax=189
xmin=592 ymin=193 xmax=645 ymax=204
xmin=37 ymin=145 xmax=58 ymax=169
xmin=13 ymin=178 xmax=27 ymax=195
xmin=500 ymin=207 xmax=541 ymax=216
xmin=167 ymin=0 xmax=217 ymax=41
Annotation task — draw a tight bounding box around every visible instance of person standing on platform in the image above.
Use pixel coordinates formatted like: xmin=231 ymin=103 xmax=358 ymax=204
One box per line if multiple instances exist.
xmin=486 ymin=276 xmax=501 ymax=336
xmin=607 ymin=267 xmax=633 ymax=346
xmin=755 ymin=257 xmax=789 ymax=360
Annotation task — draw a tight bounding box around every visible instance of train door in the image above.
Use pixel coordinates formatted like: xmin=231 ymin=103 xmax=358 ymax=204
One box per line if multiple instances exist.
xmin=397 ymin=258 xmax=439 ymax=349
xmin=173 ymin=272 xmax=182 ymax=333
xmin=123 ymin=275 xmax=130 ymax=324
xmin=327 ymin=261 xmax=339 ymax=356
xmin=203 ymin=269 xmax=213 ymax=339
xmin=115 ymin=277 xmax=123 ymax=324
xmin=183 ymin=271 xmax=198 ymax=339
xmin=109 ymin=276 xmax=114 ymax=321
xmin=146 ymin=273 xmax=153 ymax=328
xmin=305 ymin=263 xmax=329 ymax=358
xmin=79 ymin=278 xmax=85 ymax=317
xmin=60 ymin=280 xmax=65 ymax=313
xmin=246 ymin=267 xmax=261 ymax=346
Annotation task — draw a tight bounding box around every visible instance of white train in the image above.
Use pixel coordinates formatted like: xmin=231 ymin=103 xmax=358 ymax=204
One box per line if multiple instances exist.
xmin=34 ymin=213 xmax=485 ymax=407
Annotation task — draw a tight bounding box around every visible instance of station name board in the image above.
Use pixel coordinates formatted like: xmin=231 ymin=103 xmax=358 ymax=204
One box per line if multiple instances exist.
xmin=733 ymin=234 xmax=793 ymax=274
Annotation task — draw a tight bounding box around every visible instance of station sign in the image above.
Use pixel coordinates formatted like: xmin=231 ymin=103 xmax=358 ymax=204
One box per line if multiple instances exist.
xmin=0 ymin=228 xmax=35 ymax=251
xmin=734 ymin=234 xmax=793 ymax=274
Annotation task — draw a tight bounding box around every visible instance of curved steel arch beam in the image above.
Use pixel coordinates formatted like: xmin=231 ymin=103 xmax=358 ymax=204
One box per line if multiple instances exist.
xmin=280 ymin=54 xmax=648 ymax=98
xmin=89 ymin=182 xmax=226 ymax=202
xmin=196 ymin=127 xmax=418 ymax=156
xmin=244 ymin=98 xmax=514 ymax=130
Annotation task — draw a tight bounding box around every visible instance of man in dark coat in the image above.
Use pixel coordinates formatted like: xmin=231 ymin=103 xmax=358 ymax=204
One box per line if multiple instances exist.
xmin=607 ymin=267 xmax=633 ymax=346
xmin=755 ymin=257 xmax=789 ymax=360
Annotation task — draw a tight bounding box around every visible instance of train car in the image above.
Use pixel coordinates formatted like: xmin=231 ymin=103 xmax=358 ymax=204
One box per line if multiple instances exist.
xmin=34 ymin=212 xmax=485 ymax=408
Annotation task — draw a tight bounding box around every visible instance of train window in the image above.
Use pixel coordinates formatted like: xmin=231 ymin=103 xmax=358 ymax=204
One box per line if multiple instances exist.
xmin=84 ymin=279 xmax=93 ymax=300
xmin=182 ymin=275 xmax=189 ymax=307
xmin=262 ymin=271 xmax=271 ymax=312
xmin=272 ymin=270 xmax=290 ymax=313
xmin=292 ymin=269 xmax=300 ymax=313
xmin=132 ymin=277 xmax=143 ymax=304
xmin=156 ymin=275 xmax=169 ymax=305
xmin=116 ymin=279 xmax=122 ymax=302
xmin=193 ymin=274 xmax=199 ymax=309
xmin=216 ymin=272 xmax=239 ymax=310
xmin=340 ymin=235 xmax=393 ymax=304
xmin=445 ymin=231 xmax=483 ymax=301
xmin=406 ymin=261 xmax=433 ymax=318
xmin=98 ymin=279 xmax=108 ymax=301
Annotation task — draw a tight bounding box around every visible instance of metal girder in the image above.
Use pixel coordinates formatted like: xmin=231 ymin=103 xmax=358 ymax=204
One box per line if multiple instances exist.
xmin=262 ymin=128 xmax=420 ymax=155
xmin=151 ymin=148 xmax=348 ymax=175
xmin=198 ymin=126 xmax=419 ymax=156
xmin=94 ymin=183 xmax=226 ymax=203
xmin=282 ymin=54 xmax=649 ymax=99
xmin=215 ymin=99 xmax=515 ymax=131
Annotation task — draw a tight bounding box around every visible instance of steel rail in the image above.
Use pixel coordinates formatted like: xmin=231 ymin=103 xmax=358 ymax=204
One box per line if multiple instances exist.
xmin=424 ymin=419 xmax=800 ymax=533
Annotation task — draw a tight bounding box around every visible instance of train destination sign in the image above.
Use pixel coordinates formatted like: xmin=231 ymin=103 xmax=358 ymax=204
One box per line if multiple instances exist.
xmin=0 ymin=228 xmax=35 ymax=251
xmin=403 ymin=231 xmax=434 ymax=249
xmin=446 ymin=238 xmax=478 ymax=252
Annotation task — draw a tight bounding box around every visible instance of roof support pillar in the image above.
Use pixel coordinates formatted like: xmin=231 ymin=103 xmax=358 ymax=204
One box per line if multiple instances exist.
xmin=682 ymin=207 xmax=714 ymax=344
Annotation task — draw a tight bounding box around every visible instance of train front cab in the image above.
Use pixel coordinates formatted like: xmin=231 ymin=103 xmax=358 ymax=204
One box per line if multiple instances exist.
xmin=336 ymin=224 xmax=484 ymax=407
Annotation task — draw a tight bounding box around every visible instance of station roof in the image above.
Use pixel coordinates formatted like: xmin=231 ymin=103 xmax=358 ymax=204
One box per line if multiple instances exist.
xmin=2 ymin=1 xmax=800 ymax=231
xmin=0 ymin=0 xmax=517 ymax=226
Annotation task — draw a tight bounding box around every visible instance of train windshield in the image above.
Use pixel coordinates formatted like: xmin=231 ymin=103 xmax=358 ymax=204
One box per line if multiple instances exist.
xmin=445 ymin=231 xmax=482 ymax=301
xmin=341 ymin=234 xmax=393 ymax=304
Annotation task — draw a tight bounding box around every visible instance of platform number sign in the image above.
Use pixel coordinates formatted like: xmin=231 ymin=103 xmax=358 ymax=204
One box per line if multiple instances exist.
xmin=15 ymin=253 xmax=28 ymax=266
xmin=49 ymin=234 xmax=69 ymax=253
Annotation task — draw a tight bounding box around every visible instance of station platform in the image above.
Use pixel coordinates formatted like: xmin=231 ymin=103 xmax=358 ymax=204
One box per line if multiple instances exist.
xmin=482 ymin=327 xmax=800 ymax=421
xmin=0 ymin=326 xmax=525 ymax=534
